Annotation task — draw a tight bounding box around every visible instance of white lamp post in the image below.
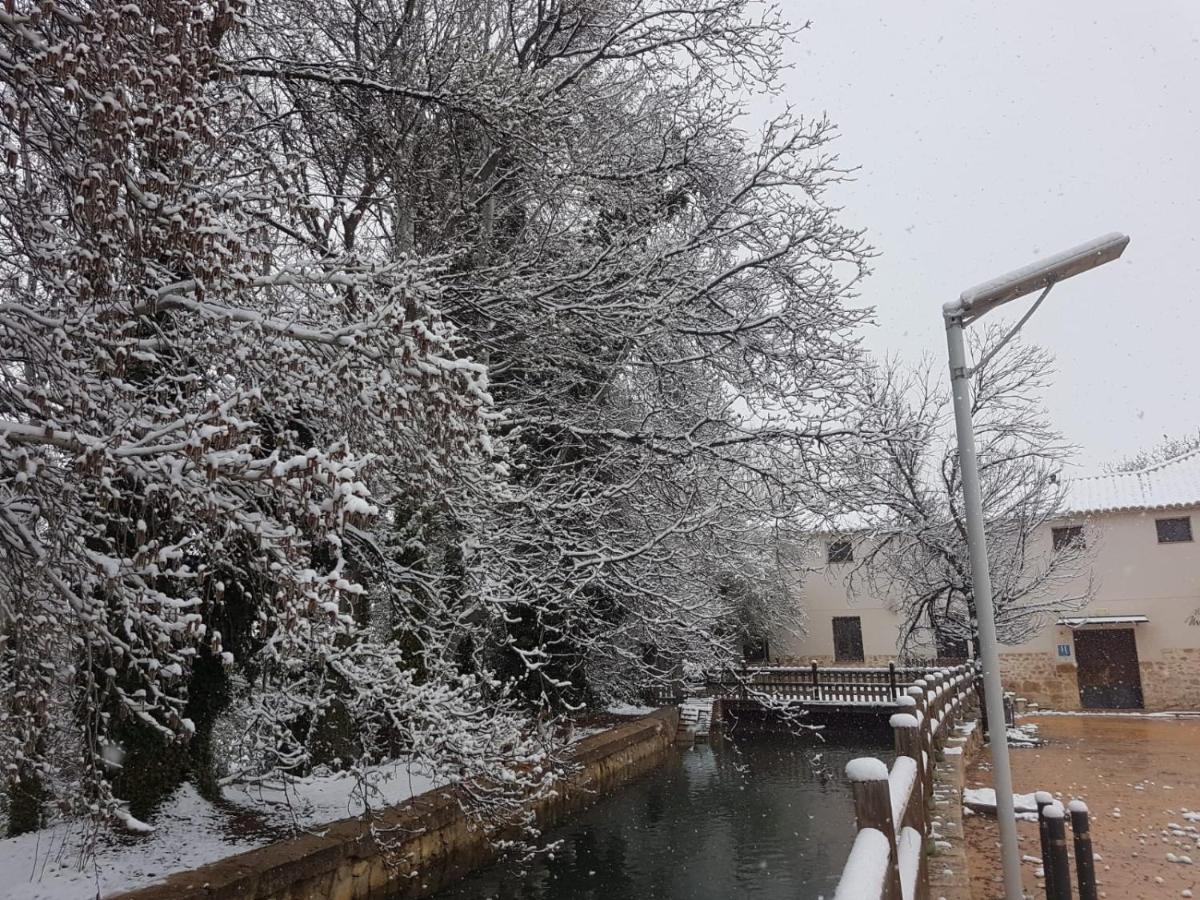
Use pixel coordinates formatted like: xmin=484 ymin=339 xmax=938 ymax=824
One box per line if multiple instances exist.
xmin=943 ymin=232 xmax=1130 ymax=900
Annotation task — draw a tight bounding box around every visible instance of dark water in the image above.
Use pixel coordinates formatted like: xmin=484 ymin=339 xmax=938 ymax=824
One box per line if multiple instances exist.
xmin=434 ymin=721 xmax=890 ymax=900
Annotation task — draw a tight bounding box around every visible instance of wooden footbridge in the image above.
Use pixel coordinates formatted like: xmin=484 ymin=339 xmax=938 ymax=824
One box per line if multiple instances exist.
xmin=703 ymin=662 xmax=963 ymax=714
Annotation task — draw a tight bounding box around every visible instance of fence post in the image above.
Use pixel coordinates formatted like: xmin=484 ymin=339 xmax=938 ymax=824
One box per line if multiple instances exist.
xmin=1044 ymin=801 xmax=1073 ymax=899
xmin=890 ymin=710 xmax=930 ymax=899
xmin=812 ymin=660 xmax=821 ymax=702
xmin=1068 ymin=800 xmax=1098 ymax=900
xmin=846 ymin=758 xmax=902 ymax=900
xmin=891 ymin=712 xmax=926 ymax=833
xmin=1036 ymin=790 xmax=1057 ymax=898
xmin=907 ymin=685 xmax=932 ymax=800
xmin=974 ymin=669 xmax=990 ymax=737
xmin=889 ymin=661 xmax=898 ymax=699
xmin=928 ymin=672 xmax=943 ymax=747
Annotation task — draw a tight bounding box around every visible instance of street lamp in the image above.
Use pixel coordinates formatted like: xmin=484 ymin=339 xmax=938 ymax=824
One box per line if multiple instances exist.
xmin=943 ymin=232 xmax=1130 ymax=900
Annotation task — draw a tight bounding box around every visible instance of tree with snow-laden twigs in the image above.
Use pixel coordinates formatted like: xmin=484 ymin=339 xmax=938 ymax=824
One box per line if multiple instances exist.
xmin=0 ymin=0 xmax=869 ymax=855
xmin=1108 ymin=430 xmax=1200 ymax=473
xmin=840 ymin=329 xmax=1094 ymax=657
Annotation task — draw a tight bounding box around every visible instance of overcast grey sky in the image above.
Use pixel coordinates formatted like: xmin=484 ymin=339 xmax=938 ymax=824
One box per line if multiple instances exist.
xmin=763 ymin=2 xmax=1200 ymax=469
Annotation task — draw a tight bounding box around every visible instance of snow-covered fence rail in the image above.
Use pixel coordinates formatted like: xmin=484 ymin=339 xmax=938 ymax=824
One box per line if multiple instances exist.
xmin=833 ymin=662 xmax=982 ymax=900
xmin=706 ymin=662 xmax=935 ymax=706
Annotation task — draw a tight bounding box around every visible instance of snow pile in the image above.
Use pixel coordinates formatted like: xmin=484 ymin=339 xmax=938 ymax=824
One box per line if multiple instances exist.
xmin=962 ymin=787 xmax=1040 ymax=820
xmin=845 ymin=757 xmax=889 ymax=783
xmin=1006 ymin=723 xmax=1042 ymax=748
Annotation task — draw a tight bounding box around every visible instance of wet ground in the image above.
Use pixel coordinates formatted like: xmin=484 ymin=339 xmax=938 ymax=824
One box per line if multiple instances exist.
xmin=965 ymin=714 xmax=1200 ymax=899
xmin=433 ymin=722 xmax=890 ymax=900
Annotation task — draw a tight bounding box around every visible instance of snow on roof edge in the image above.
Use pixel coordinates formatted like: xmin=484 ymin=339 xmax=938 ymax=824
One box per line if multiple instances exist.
xmin=1061 ymin=447 xmax=1200 ymax=516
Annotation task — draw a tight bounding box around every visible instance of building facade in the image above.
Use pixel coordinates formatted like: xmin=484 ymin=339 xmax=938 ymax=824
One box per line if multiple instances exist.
xmin=772 ymin=451 xmax=1200 ymax=710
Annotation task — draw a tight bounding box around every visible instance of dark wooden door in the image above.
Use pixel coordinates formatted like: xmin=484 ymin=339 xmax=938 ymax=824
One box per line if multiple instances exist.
xmin=832 ymin=616 xmax=864 ymax=662
xmin=1074 ymin=628 xmax=1144 ymax=709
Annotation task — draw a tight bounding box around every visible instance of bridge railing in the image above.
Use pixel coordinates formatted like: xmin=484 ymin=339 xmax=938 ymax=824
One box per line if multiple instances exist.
xmin=705 ymin=661 xmax=934 ymax=705
xmin=832 ymin=662 xmax=982 ymax=900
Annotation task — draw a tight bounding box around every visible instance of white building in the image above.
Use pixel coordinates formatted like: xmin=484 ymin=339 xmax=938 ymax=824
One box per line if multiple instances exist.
xmin=772 ymin=450 xmax=1200 ymax=710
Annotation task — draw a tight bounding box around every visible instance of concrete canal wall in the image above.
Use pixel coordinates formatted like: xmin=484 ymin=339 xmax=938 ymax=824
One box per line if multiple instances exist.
xmin=928 ymin=718 xmax=984 ymax=900
xmin=116 ymin=707 xmax=678 ymax=900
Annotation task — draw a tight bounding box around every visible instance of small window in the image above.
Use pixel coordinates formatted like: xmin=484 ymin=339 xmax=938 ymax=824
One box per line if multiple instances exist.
xmin=1052 ymin=525 xmax=1086 ymax=552
xmin=832 ymin=616 xmax=864 ymax=662
xmin=827 ymin=538 xmax=853 ymax=564
xmin=743 ymin=635 xmax=768 ymax=664
xmin=1156 ymin=516 xmax=1193 ymax=544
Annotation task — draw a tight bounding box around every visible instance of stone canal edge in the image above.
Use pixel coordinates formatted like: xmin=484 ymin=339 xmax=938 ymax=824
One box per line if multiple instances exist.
xmin=115 ymin=707 xmax=679 ymax=900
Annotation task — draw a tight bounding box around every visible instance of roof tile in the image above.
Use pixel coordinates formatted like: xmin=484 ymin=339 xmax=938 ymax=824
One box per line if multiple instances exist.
xmin=1064 ymin=448 xmax=1200 ymax=515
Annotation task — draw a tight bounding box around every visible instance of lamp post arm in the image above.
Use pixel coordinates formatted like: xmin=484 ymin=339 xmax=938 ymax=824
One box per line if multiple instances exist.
xmin=964 ymin=282 xmax=1055 ymax=376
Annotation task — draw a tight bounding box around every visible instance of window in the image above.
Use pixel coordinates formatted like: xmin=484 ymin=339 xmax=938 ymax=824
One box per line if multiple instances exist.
xmin=832 ymin=616 xmax=864 ymax=662
xmin=827 ymin=538 xmax=854 ymax=564
xmin=742 ymin=635 xmax=769 ymax=664
xmin=934 ymin=630 xmax=970 ymax=662
xmin=1052 ymin=525 xmax=1086 ymax=552
xmin=1156 ymin=516 xmax=1193 ymax=544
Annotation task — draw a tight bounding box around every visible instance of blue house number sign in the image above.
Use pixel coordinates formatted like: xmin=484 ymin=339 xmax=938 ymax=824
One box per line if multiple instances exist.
xmin=1056 ymin=643 xmax=1072 ymax=658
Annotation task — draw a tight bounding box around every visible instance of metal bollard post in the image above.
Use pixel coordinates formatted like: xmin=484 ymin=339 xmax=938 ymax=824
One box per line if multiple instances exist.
xmin=1043 ymin=802 xmax=1073 ymax=899
xmin=1036 ymin=791 xmax=1057 ymax=898
xmin=1067 ymin=800 xmax=1098 ymax=900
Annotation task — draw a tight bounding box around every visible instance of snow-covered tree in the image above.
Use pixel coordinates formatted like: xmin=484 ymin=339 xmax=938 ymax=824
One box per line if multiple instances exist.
xmin=842 ymin=329 xmax=1093 ymax=655
xmin=235 ymin=0 xmax=870 ymax=708
xmin=1108 ymin=430 xmax=1200 ymax=472
xmin=1 ymin=0 xmax=869 ymax=844
xmin=0 ymin=0 xmax=544 ymax=834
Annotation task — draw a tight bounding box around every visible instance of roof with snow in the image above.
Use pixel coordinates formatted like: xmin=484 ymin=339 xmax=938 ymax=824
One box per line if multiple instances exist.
xmin=1063 ymin=449 xmax=1200 ymax=516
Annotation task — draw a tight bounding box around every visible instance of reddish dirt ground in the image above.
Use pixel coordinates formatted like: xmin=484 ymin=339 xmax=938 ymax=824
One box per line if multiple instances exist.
xmin=964 ymin=714 xmax=1200 ymax=899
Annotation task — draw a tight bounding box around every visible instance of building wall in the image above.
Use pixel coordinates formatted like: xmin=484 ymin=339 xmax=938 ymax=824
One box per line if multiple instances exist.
xmin=774 ymin=505 xmax=1200 ymax=710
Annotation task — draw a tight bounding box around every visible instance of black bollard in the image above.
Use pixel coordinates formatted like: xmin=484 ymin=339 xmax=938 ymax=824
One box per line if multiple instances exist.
xmin=1068 ymin=800 xmax=1098 ymax=900
xmin=1044 ymin=802 xmax=1073 ymax=899
xmin=1036 ymin=790 xmax=1057 ymax=897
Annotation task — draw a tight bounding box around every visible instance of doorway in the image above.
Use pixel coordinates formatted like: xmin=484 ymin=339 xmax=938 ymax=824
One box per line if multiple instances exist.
xmin=1074 ymin=628 xmax=1144 ymax=709
xmin=832 ymin=616 xmax=864 ymax=663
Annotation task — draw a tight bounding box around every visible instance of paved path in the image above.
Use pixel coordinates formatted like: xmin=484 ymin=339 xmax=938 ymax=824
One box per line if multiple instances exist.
xmin=964 ymin=714 xmax=1200 ymax=899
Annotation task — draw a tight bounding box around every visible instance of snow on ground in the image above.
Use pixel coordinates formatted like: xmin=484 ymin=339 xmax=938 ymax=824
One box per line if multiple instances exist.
xmin=0 ymin=762 xmax=441 ymax=900
xmin=1005 ymin=723 xmax=1042 ymax=748
xmin=228 ymin=761 xmax=440 ymax=830
xmin=567 ymin=725 xmax=609 ymax=743
xmin=606 ymin=703 xmax=657 ymax=716
xmin=962 ymin=787 xmax=1040 ymax=820
xmin=1029 ymin=709 xmax=1200 ymax=720
xmin=0 ymin=785 xmax=255 ymax=900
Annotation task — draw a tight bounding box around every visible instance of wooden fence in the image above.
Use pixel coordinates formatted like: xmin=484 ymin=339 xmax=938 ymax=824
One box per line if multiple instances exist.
xmin=706 ymin=662 xmax=934 ymax=705
xmin=832 ymin=662 xmax=982 ymax=900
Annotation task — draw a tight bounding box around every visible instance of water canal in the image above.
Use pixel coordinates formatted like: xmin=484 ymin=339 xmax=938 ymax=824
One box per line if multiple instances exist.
xmin=434 ymin=718 xmax=891 ymax=900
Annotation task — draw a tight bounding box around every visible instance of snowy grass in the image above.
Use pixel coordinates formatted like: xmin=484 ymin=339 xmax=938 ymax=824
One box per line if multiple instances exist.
xmin=0 ymin=762 xmax=441 ymax=900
